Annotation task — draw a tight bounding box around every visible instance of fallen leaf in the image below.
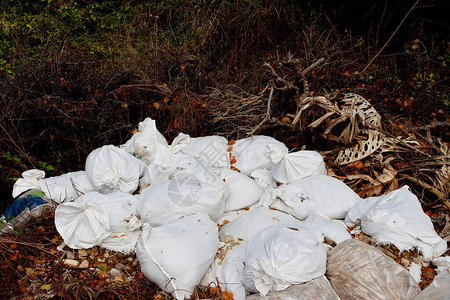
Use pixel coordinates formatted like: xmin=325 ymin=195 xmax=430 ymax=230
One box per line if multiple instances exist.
xmin=10 ymin=243 xmax=17 ymax=249
xmin=97 ymin=264 xmax=107 ymax=271
xmin=153 ymin=102 xmax=160 ymax=109
xmin=40 ymin=284 xmax=52 ymax=290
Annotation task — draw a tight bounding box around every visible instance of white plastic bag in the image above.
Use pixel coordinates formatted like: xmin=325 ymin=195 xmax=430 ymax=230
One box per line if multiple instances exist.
xmin=38 ymin=171 xmax=95 ymax=203
xmin=55 ymin=191 xmax=141 ymax=251
xmin=260 ymin=175 xmax=360 ymax=220
xmin=12 ymin=169 xmax=46 ymax=198
xmin=271 ymin=150 xmax=327 ymax=184
xmin=174 ymin=135 xmax=230 ymax=170
xmin=245 ymin=276 xmax=340 ymax=300
xmin=231 ymin=136 xmax=288 ymax=175
xmin=221 ymin=169 xmax=264 ymax=212
xmin=85 ymin=145 xmax=149 ymax=194
xmin=414 ymin=270 xmax=450 ymax=300
xmin=137 ymin=178 xmax=226 ymax=226
xmin=296 ymin=210 xmax=351 ymax=245
xmin=250 ymin=168 xmax=277 ymax=190
xmin=96 ymin=192 xmax=142 ymax=253
xmin=120 ymin=117 xmax=173 ymax=166
xmin=243 ymin=225 xmax=327 ymax=296
xmin=201 ymin=239 xmax=248 ymax=300
xmin=345 ymin=186 xmax=447 ymax=261
xmin=219 ymin=206 xmax=299 ymax=241
xmin=326 ymin=239 xmax=421 ymax=300
xmin=55 ymin=192 xmax=111 ymax=249
xmin=136 ymin=214 xmax=219 ymax=300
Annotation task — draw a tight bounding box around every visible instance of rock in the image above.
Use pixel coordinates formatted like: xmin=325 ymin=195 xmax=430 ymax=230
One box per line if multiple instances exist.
xmin=109 ymin=268 xmax=121 ymax=277
xmin=78 ymin=249 xmax=88 ymax=259
xmin=115 ymin=263 xmax=125 ymax=271
xmin=326 ymin=239 xmax=421 ymax=300
xmin=245 ymin=276 xmax=339 ymax=300
xmin=66 ymin=251 xmax=75 ymax=260
xmin=64 ymin=259 xmax=80 ymax=268
xmin=79 ymin=260 xmax=89 ymax=269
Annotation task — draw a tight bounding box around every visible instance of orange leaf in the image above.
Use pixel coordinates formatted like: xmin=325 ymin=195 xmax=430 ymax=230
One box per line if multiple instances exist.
xmin=223 ymin=291 xmax=233 ymax=300
xmin=354 ymin=161 xmax=364 ymax=169
xmin=227 ymin=145 xmax=233 ymax=152
xmin=10 ymin=252 xmax=18 ymax=261
xmin=10 ymin=243 xmax=17 ymax=249
xmin=228 ymin=140 xmax=236 ymax=145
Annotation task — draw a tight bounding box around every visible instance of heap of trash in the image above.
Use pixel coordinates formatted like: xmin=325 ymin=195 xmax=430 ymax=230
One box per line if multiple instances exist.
xmin=1 ymin=117 xmax=449 ymax=300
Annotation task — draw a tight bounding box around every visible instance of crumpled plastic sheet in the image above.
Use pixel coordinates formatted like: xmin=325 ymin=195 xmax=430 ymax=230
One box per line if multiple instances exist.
xmin=326 ymin=239 xmax=421 ymax=300
xmin=245 ymin=276 xmax=340 ymax=300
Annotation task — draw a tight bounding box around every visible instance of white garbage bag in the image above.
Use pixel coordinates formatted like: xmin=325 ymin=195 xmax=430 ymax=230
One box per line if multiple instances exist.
xmin=296 ymin=210 xmax=352 ymax=245
xmin=168 ymin=153 xmax=221 ymax=185
xmin=38 ymin=171 xmax=95 ymax=203
xmin=260 ymin=175 xmax=360 ymax=220
xmin=137 ymin=177 xmax=227 ymax=226
xmin=55 ymin=191 xmax=141 ymax=252
xmin=96 ymin=192 xmax=142 ymax=253
xmin=55 ymin=192 xmax=111 ymax=249
xmin=221 ymin=169 xmax=264 ymax=212
xmin=271 ymin=150 xmax=327 ymax=184
xmin=414 ymin=270 xmax=450 ymax=300
xmin=230 ymin=136 xmax=288 ymax=175
xmin=345 ymin=185 xmax=447 ymax=261
xmin=244 ymin=276 xmax=340 ymax=300
xmin=120 ymin=117 xmax=173 ymax=166
xmin=12 ymin=169 xmax=46 ymax=198
xmin=219 ymin=206 xmax=299 ymax=241
xmin=85 ymin=145 xmax=149 ymax=194
xmin=243 ymin=225 xmax=327 ymax=296
xmin=201 ymin=239 xmax=248 ymax=300
xmin=136 ymin=214 xmax=219 ymax=300
xmin=173 ymin=135 xmax=230 ymax=171
xmin=326 ymin=239 xmax=421 ymax=300
xmin=250 ymin=168 xmax=277 ymax=190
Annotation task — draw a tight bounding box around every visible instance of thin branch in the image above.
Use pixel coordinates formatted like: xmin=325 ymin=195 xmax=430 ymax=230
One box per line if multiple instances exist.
xmin=362 ymin=0 xmax=420 ymax=73
xmin=248 ymin=87 xmax=274 ymax=136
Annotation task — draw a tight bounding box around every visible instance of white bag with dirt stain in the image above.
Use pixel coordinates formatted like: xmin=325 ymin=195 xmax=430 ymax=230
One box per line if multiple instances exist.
xmin=230 ymin=136 xmax=288 ymax=175
xmin=201 ymin=239 xmax=248 ymax=300
xmin=120 ymin=117 xmax=173 ymax=167
xmin=326 ymin=239 xmax=421 ymax=300
xmin=260 ymin=175 xmax=360 ymax=220
xmin=245 ymin=276 xmax=340 ymax=300
xmin=221 ymin=168 xmax=265 ymax=212
xmin=38 ymin=171 xmax=96 ymax=203
xmin=85 ymin=145 xmax=149 ymax=194
xmin=243 ymin=225 xmax=327 ymax=296
xmin=271 ymin=150 xmax=327 ymax=184
xmin=345 ymin=185 xmax=447 ymax=261
xmin=12 ymin=169 xmax=46 ymax=198
xmin=137 ymin=177 xmax=227 ymax=226
xmin=136 ymin=214 xmax=219 ymax=300
xmin=218 ymin=206 xmax=299 ymax=241
xmin=55 ymin=191 xmax=141 ymax=252
xmin=171 ymin=134 xmax=230 ymax=170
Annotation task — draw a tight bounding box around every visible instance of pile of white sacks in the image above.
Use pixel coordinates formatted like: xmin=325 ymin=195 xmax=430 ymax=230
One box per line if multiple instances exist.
xmin=12 ymin=117 xmax=448 ymax=299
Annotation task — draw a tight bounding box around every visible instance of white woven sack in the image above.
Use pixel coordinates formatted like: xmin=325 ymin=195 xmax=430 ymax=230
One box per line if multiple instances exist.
xmin=120 ymin=117 xmax=172 ymax=166
xmin=136 ymin=214 xmax=219 ymax=300
xmin=250 ymin=168 xmax=277 ymax=190
xmin=137 ymin=178 xmax=226 ymax=226
xmin=345 ymin=185 xmax=447 ymax=261
xmin=96 ymin=192 xmax=142 ymax=253
xmin=55 ymin=192 xmax=111 ymax=249
xmin=173 ymin=135 xmax=230 ymax=170
xmin=271 ymin=150 xmax=327 ymax=184
xmin=231 ymin=136 xmax=288 ymax=175
xmin=260 ymin=175 xmax=360 ymax=220
xmin=243 ymin=225 xmax=327 ymax=296
xmin=38 ymin=171 xmax=95 ymax=203
xmin=296 ymin=210 xmax=351 ymax=245
xmin=13 ymin=169 xmax=46 ymax=198
xmin=221 ymin=168 xmax=264 ymax=212
xmin=218 ymin=206 xmax=299 ymax=241
xmin=85 ymin=145 xmax=149 ymax=194
xmin=201 ymin=240 xmax=248 ymax=300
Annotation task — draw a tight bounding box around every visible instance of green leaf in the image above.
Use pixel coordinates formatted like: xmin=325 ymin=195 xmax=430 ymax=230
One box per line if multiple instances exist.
xmin=97 ymin=264 xmax=107 ymax=271
xmin=46 ymin=164 xmax=54 ymax=171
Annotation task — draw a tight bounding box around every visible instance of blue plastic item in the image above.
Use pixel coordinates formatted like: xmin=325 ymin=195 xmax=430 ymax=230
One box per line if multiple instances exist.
xmin=2 ymin=191 xmax=48 ymax=221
